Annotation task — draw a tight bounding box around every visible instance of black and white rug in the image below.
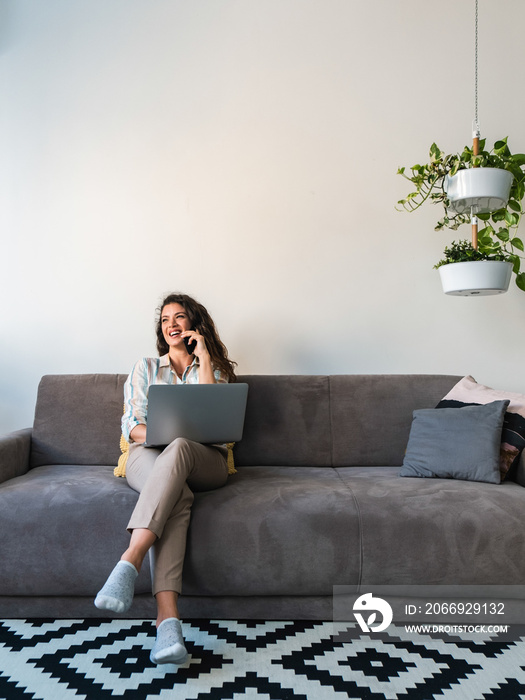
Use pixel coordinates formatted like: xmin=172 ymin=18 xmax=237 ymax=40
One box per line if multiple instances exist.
xmin=0 ymin=619 xmax=524 ymax=699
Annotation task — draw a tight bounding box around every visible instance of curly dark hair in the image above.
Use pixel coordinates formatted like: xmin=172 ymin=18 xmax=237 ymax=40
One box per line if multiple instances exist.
xmin=155 ymin=293 xmax=237 ymax=383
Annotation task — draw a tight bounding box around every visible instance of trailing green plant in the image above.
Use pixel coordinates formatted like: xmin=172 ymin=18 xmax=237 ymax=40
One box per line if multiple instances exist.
xmin=397 ymin=138 xmax=525 ymax=291
xmin=433 ymin=240 xmax=505 ymax=269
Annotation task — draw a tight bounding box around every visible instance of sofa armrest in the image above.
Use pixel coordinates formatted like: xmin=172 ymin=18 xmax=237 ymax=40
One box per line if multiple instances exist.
xmin=0 ymin=429 xmax=32 ymax=485
xmin=514 ymin=450 xmax=525 ymax=487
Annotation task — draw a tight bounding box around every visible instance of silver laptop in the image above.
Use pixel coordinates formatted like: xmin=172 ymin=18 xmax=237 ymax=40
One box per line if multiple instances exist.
xmin=145 ymin=383 xmax=249 ymax=446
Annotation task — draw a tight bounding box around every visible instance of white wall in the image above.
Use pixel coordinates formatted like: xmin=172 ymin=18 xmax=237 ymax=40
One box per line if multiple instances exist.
xmin=2 ymin=0 xmax=525 ymax=433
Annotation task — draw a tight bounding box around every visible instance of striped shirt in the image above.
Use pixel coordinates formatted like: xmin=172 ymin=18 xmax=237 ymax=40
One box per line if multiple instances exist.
xmin=122 ymin=354 xmax=226 ymax=441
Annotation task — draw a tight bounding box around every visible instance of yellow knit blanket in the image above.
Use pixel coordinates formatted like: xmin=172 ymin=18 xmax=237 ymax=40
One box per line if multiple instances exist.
xmin=114 ymin=434 xmax=237 ymax=477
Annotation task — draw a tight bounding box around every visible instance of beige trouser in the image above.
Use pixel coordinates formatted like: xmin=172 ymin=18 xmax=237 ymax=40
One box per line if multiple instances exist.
xmin=126 ymin=437 xmax=229 ymax=596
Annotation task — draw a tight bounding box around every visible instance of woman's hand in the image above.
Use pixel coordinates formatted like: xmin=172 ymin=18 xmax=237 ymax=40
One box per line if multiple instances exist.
xmin=130 ymin=424 xmax=147 ymax=444
xmin=181 ymin=329 xmax=208 ymax=360
xmin=181 ymin=329 xmax=216 ymax=383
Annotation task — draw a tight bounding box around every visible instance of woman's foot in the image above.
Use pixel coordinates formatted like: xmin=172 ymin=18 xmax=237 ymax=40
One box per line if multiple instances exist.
xmin=94 ymin=561 xmax=138 ymax=613
xmin=150 ymin=618 xmax=188 ymax=665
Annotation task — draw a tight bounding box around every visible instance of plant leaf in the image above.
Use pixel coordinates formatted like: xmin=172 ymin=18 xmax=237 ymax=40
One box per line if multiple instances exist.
xmin=494 ymin=138 xmax=509 ymax=155
xmin=429 ymin=143 xmax=441 ymax=161
xmin=516 ymin=272 xmax=525 ymax=291
xmin=509 ymin=255 xmax=521 ymax=274
xmin=505 ymin=211 xmax=519 ymax=227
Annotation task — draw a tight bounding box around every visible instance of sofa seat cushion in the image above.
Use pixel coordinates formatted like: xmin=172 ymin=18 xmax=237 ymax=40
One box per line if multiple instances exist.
xmin=182 ymin=467 xmax=361 ymax=596
xmin=0 ymin=465 xmax=152 ymax=596
xmin=335 ymin=467 xmax=525 ymax=586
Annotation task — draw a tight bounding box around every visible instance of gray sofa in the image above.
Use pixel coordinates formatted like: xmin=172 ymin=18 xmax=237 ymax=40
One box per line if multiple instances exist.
xmin=1 ymin=373 xmax=525 ymax=620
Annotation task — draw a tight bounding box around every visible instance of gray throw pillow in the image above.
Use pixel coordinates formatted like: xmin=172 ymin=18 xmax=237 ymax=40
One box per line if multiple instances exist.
xmin=399 ymin=400 xmax=510 ymax=484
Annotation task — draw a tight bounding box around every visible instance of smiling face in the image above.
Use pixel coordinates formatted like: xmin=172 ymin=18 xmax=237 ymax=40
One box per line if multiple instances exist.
xmin=160 ymin=303 xmax=192 ymax=350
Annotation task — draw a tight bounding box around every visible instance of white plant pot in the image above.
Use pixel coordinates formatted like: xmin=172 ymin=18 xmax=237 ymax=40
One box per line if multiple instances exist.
xmin=445 ymin=168 xmax=513 ymax=214
xmin=438 ymin=260 xmax=513 ymax=296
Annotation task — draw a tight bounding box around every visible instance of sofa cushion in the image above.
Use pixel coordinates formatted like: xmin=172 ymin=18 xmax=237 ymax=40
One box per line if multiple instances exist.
xmin=329 ymin=375 xmax=462 ymax=466
xmin=335 ymin=467 xmax=525 ymax=586
xmin=437 ymin=375 xmax=525 ymax=480
xmin=182 ymin=466 xmax=361 ymax=596
xmin=0 ymin=464 xmax=152 ymax=596
xmin=399 ymin=400 xmax=509 ymax=484
xmin=31 ymin=374 xmax=128 ymax=468
xmin=233 ymin=376 xmax=332 ymax=467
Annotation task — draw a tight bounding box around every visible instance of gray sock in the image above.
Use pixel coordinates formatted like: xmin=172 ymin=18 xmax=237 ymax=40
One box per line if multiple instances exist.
xmin=94 ymin=560 xmax=138 ymax=614
xmin=150 ymin=618 xmax=188 ymax=665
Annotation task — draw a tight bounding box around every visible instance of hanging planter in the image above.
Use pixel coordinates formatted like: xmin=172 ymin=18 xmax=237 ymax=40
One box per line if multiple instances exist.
xmin=396 ymin=0 xmax=525 ymax=295
xmin=438 ymin=260 xmax=513 ymax=296
xmin=445 ymin=167 xmax=514 ymax=214
xmin=397 ymin=139 xmax=525 ymax=293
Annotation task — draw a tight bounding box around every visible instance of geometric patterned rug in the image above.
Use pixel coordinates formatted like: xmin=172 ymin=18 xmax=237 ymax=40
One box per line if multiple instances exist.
xmin=1 ymin=619 xmax=524 ymax=699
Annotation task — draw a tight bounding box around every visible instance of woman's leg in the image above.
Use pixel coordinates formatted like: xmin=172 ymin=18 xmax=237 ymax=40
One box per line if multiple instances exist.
xmin=96 ymin=439 xmax=227 ymax=618
xmin=156 ymin=590 xmax=180 ymax=624
xmin=96 ymin=437 xmax=227 ymax=664
xmin=131 ymin=439 xmax=228 ymax=611
xmin=94 ymin=444 xmax=161 ymax=613
xmin=129 ymin=438 xmax=227 ymax=665
xmin=121 ymin=529 xmax=157 ymax=571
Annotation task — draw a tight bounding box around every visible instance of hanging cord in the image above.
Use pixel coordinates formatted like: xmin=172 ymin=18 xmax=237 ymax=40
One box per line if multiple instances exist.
xmin=472 ymin=0 xmax=480 ymax=249
xmin=473 ymin=0 xmax=480 ymax=139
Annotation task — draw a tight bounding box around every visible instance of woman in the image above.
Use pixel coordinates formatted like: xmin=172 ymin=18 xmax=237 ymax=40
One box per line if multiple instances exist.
xmin=95 ymin=292 xmax=237 ymax=665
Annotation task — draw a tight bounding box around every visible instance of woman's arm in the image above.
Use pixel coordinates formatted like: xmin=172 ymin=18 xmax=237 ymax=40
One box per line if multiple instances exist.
xmin=197 ymin=352 xmax=216 ymax=384
xmin=122 ymin=359 xmax=151 ymax=441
